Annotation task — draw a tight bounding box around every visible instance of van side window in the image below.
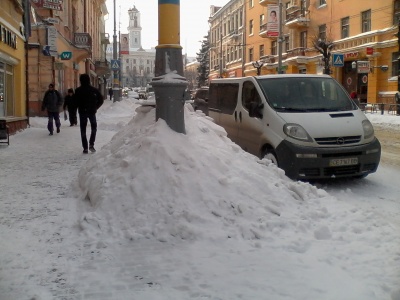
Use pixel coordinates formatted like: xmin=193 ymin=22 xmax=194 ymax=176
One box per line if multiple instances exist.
xmin=242 ymin=81 xmax=262 ymax=118
xmin=209 ymin=83 xmax=239 ymax=114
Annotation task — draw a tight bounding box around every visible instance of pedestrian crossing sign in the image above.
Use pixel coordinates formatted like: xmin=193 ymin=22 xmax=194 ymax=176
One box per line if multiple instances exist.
xmin=332 ymin=54 xmax=344 ymax=67
xmin=111 ymin=59 xmax=120 ymax=70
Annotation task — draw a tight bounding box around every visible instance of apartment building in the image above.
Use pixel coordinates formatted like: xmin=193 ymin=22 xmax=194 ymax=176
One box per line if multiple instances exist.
xmin=209 ymin=0 xmax=400 ymax=104
xmin=209 ymin=1 xmax=246 ymax=80
xmin=0 ymin=0 xmax=27 ymax=133
xmin=28 ymin=0 xmax=110 ymax=116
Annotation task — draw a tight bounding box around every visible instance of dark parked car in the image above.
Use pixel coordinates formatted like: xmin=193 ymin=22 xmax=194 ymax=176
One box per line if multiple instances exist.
xmin=192 ymin=87 xmax=209 ymax=115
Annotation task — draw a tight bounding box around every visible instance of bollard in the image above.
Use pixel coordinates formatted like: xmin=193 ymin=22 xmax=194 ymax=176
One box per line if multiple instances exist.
xmin=151 ymin=72 xmax=188 ymax=134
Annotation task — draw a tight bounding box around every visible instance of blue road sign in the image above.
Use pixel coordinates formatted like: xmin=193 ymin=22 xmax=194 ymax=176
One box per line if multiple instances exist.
xmin=332 ymin=53 xmax=344 ymax=67
xmin=111 ymin=59 xmax=120 ymax=70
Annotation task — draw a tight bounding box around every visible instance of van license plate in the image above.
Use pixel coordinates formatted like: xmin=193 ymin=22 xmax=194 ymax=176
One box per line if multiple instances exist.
xmin=329 ymin=158 xmax=358 ymax=167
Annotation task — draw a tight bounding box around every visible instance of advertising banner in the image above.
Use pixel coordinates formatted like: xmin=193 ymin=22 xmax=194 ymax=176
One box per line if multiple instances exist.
xmin=120 ymin=34 xmax=129 ymax=55
xmin=267 ymin=5 xmax=279 ymax=37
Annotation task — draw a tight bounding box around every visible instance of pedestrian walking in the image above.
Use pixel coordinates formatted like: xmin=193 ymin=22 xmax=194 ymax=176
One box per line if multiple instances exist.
xmin=108 ymin=87 xmax=113 ymax=101
xmin=41 ymin=83 xmax=63 ymax=135
xmin=75 ymin=74 xmax=104 ymax=154
xmin=63 ymin=88 xmax=78 ymax=126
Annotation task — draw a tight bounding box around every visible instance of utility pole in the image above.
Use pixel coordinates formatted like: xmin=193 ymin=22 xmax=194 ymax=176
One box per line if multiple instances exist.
xmin=277 ymin=0 xmax=283 ymax=74
xmin=112 ymin=0 xmax=120 ymax=102
xmin=397 ymin=20 xmax=400 ymax=115
xmin=151 ymin=0 xmax=187 ymax=134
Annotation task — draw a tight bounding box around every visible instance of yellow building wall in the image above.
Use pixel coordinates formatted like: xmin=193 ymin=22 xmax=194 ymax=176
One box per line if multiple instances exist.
xmin=0 ymin=0 xmax=27 ymax=119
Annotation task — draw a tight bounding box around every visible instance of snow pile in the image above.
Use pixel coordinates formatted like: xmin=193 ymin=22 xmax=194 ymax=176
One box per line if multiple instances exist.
xmin=78 ymin=105 xmax=341 ymax=244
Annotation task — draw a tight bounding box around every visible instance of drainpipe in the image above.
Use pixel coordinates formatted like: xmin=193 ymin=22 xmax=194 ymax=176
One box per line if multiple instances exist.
xmin=23 ymin=0 xmax=30 ymax=126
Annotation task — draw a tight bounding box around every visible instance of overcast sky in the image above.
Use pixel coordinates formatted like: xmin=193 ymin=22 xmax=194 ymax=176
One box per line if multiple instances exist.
xmin=105 ymin=0 xmax=230 ymax=58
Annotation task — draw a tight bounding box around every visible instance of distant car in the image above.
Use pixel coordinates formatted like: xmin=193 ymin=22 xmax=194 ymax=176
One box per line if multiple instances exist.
xmin=191 ymin=87 xmax=209 ymax=115
xmin=127 ymin=90 xmax=140 ymax=99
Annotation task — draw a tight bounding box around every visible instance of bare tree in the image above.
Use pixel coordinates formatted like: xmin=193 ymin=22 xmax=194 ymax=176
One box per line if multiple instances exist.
xmin=313 ymin=38 xmax=334 ymax=75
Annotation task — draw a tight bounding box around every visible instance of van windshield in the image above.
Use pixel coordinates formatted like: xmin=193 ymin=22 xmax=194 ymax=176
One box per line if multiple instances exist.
xmin=256 ymin=77 xmax=357 ymax=112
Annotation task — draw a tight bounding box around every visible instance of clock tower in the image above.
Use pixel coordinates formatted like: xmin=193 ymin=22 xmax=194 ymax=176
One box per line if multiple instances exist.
xmin=127 ymin=6 xmax=142 ymax=50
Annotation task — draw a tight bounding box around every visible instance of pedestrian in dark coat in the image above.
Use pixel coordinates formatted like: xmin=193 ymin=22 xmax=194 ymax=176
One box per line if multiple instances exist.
xmin=108 ymin=87 xmax=113 ymax=101
xmin=75 ymin=74 xmax=104 ymax=154
xmin=41 ymin=83 xmax=63 ymax=135
xmin=63 ymin=88 xmax=78 ymax=126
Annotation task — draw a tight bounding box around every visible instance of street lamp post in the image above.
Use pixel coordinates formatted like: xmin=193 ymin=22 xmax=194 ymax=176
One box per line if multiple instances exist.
xmin=112 ymin=0 xmax=120 ymax=102
xmin=277 ymin=0 xmax=283 ymax=74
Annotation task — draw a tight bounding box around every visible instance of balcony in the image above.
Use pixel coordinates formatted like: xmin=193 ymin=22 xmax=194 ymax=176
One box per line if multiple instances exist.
xmin=259 ymin=0 xmax=278 ymax=6
xmin=94 ymin=59 xmax=111 ymax=77
xmin=259 ymin=23 xmax=278 ymax=39
xmin=285 ymin=9 xmax=309 ymax=28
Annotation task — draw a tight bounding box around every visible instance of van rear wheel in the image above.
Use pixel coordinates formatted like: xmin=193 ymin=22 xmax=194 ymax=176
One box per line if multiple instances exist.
xmin=263 ymin=148 xmax=278 ymax=165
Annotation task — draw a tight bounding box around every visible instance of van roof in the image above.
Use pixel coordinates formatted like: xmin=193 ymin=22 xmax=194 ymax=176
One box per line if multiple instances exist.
xmin=210 ymin=74 xmax=332 ymax=83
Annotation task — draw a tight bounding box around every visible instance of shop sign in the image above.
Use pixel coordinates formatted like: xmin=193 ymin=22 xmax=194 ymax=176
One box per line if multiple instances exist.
xmin=0 ymin=23 xmax=17 ymax=49
xmin=357 ymin=61 xmax=370 ymax=74
xmin=60 ymin=51 xmax=72 ymax=60
xmin=74 ymin=33 xmax=92 ymax=48
xmin=344 ymin=52 xmax=359 ymax=59
xmin=366 ymin=47 xmax=373 ymax=55
xmin=47 ymin=26 xmax=57 ymax=51
xmin=43 ymin=18 xmax=59 ymax=24
xmin=31 ymin=0 xmax=63 ymax=11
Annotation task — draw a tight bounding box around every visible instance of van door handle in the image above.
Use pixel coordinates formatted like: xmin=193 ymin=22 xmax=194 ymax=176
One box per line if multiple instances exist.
xmin=234 ymin=111 xmax=237 ymax=121
xmin=239 ymin=111 xmax=242 ymax=122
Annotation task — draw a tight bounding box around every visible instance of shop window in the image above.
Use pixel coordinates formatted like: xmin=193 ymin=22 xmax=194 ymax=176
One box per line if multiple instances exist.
xmin=391 ymin=52 xmax=400 ymax=77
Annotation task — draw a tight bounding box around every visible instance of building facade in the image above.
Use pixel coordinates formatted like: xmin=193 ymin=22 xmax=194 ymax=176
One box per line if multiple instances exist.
xmin=28 ymin=0 xmax=110 ymax=116
xmin=0 ymin=0 xmax=28 ymax=133
xmin=209 ymin=1 xmax=246 ymax=80
xmin=208 ymin=0 xmax=400 ymax=104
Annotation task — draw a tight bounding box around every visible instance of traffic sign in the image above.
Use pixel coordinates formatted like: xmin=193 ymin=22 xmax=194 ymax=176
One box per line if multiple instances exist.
xmin=332 ymin=53 xmax=344 ymax=67
xmin=111 ymin=59 xmax=120 ymax=70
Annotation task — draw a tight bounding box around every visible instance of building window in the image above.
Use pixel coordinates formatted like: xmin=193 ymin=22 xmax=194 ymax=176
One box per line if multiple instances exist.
xmin=392 ymin=52 xmax=399 ymax=77
xmin=249 ymin=48 xmax=254 ymax=62
xmin=394 ymin=0 xmax=400 ymax=25
xmin=300 ymin=31 xmax=307 ymax=48
xmin=249 ymin=19 xmax=254 ymax=35
xmin=319 ymin=0 xmax=326 ymax=5
xmin=259 ymin=44 xmax=264 ymax=57
xmin=362 ymin=9 xmax=371 ymax=33
xmin=271 ymin=41 xmax=277 ymax=56
xmin=319 ymin=24 xmax=326 ymax=41
xmin=341 ymin=17 xmax=349 ymax=39
xmin=260 ymin=14 xmax=265 ymax=30
xmin=249 ymin=0 xmax=254 ymax=8
xmin=285 ymin=36 xmax=290 ymax=52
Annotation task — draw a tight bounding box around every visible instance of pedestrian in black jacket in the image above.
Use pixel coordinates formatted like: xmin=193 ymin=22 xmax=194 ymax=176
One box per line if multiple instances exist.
xmin=75 ymin=74 xmax=104 ymax=154
xmin=63 ymin=88 xmax=78 ymax=126
xmin=41 ymin=83 xmax=63 ymax=135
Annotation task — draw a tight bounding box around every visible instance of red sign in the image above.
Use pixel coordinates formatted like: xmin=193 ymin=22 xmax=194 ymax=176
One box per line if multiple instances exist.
xmin=366 ymin=47 xmax=374 ymax=55
xmin=31 ymin=0 xmax=63 ymax=11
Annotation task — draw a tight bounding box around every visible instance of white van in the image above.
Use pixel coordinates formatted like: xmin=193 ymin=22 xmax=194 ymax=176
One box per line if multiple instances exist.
xmin=208 ymin=74 xmax=381 ymax=180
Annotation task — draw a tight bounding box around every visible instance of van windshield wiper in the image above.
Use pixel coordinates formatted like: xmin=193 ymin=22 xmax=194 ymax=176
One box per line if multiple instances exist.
xmin=277 ymin=107 xmax=308 ymax=112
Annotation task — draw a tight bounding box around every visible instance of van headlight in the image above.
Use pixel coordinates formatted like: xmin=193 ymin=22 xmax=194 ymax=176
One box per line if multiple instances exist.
xmin=362 ymin=119 xmax=374 ymax=140
xmin=283 ymin=123 xmax=313 ymax=142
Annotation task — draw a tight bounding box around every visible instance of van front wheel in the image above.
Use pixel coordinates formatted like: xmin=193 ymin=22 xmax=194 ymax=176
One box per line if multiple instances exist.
xmin=262 ymin=148 xmax=278 ymax=166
